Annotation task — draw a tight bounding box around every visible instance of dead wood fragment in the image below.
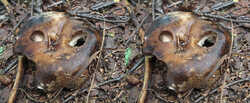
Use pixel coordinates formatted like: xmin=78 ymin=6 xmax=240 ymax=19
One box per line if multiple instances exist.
xmin=8 ymin=56 xmax=23 ymax=103
xmin=138 ymin=56 xmax=151 ymax=103
xmin=193 ymin=10 xmax=250 ymax=23
xmin=194 ymin=77 xmax=250 ymax=103
xmin=86 ymin=74 xmax=95 ymax=103
xmin=2 ymin=58 xmax=17 ymax=74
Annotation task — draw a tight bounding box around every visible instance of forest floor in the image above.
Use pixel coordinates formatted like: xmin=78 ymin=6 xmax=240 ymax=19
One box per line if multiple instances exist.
xmin=0 ymin=0 xmax=249 ymax=103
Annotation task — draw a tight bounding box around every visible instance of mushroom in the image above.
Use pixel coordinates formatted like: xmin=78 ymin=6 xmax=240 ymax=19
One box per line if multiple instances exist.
xmin=14 ymin=12 xmax=101 ymax=91
xmin=143 ymin=12 xmax=231 ymax=92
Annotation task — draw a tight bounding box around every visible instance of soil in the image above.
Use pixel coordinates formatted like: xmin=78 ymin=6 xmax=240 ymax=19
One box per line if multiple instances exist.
xmin=0 ymin=0 xmax=249 ymax=103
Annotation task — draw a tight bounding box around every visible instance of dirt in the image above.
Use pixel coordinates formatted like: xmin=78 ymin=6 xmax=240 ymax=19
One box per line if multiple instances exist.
xmin=0 ymin=0 xmax=249 ymax=103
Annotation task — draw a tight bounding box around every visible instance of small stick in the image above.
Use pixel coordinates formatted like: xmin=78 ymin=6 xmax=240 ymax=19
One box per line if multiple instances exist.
xmin=125 ymin=14 xmax=149 ymax=44
xmin=72 ymin=12 xmax=130 ymax=23
xmin=194 ymin=77 xmax=250 ymax=103
xmin=86 ymin=74 xmax=95 ymax=103
xmin=148 ymin=89 xmax=169 ymax=102
xmin=138 ymin=56 xmax=151 ymax=103
xmin=0 ymin=0 xmax=11 ymax=13
xmin=167 ymin=1 xmax=183 ymax=8
xmin=31 ymin=0 xmax=34 ymax=16
xmin=95 ymin=13 xmax=106 ymax=69
xmin=152 ymin=0 xmax=155 ymax=21
xmin=47 ymin=0 xmax=65 ymax=8
xmin=211 ymin=1 xmax=235 ymax=11
xmin=90 ymin=1 xmax=116 ymax=11
xmin=220 ymin=73 xmax=228 ymax=103
xmin=8 ymin=56 xmax=24 ymax=103
xmin=2 ymin=58 xmax=17 ymax=74
xmin=193 ymin=11 xmax=250 ymax=23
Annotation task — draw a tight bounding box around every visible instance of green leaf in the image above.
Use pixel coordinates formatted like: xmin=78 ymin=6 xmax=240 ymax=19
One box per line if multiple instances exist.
xmin=125 ymin=48 xmax=132 ymax=66
xmin=0 ymin=46 xmax=4 ymax=55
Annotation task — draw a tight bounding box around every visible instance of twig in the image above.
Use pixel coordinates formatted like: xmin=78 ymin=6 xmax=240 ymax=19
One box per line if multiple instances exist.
xmin=148 ymin=89 xmax=169 ymax=103
xmin=19 ymin=88 xmax=45 ymax=103
xmin=152 ymin=0 xmax=155 ymax=21
xmin=19 ymin=88 xmax=63 ymax=103
xmin=2 ymin=58 xmax=17 ymax=74
xmin=0 ymin=9 xmax=30 ymax=46
xmin=138 ymin=56 xmax=151 ymax=103
xmin=63 ymin=57 xmax=145 ymax=103
xmin=218 ymin=19 xmax=235 ymax=102
xmin=229 ymin=17 xmax=235 ymax=57
xmin=31 ymin=0 xmax=34 ymax=16
xmin=95 ymin=57 xmax=144 ymax=88
xmin=211 ymin=1 xmax=235 ymax=11
xmin=193 ymin=11 xmax=250 ymax=23
xmin=95 ymin=12 xmax=106 ymax=71
xmin=47 ymin=0 xmax=65 ymax=8
xmin=12 ymin=13 xmax=29 ymax=34
xmin=8 ymin=56 xmax=24 ymax=103
xmin=86 ymin=74 xmax=95 ymax=103
xmin=220 ymin=74 xmax=228 ymax=103
xmin=194 ymin=77 xmax=250 ymax=103
xmin=205 ymin=54 xmax=228 ymax=81
xmin=72 ymin=12 xmax=130 ymax=23
xmin=113 ymin=90 xmax=125 ymax=101
xmin=125 ymin=14 xmax=149 ymax=45
xmin=49 ymin=88 xmax=63 ymax=103
xmin=0 ymin=0 xmax=11 ymax=13
xmin=167 ymin=1 xmax=183 ymax=8
xmin=90 ymin=1 xmax=116 ymax=11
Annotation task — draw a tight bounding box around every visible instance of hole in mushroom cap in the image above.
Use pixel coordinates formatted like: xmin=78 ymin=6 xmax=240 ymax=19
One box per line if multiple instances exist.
xmin=159 ymin=31 xmax=173 ymax=43
xmin=198 ymin=32 xmax=217 ymax=48
xmin=30 ymin=31 xmax=44 ymax=42
xmin=68 ymin=32 xmax=87 ymax=47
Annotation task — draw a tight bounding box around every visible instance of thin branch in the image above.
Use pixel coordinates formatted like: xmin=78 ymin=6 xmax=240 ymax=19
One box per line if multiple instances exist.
xmin=72 ymin=12 xmax=130 ymax=23
xmin=2 ymin=58 xmax=17 ymax=74
xmin=211 ymin=1 xmax=235 ymax=11
xmin=167 ymin=1 xmax=183 ymax=8
xmin=86 ymin=74 xmax=95 ymax=103
xmin=138 ymin=56 xmax=151 ymax=103
xmin=19 ymin=88 xmax=63 ymax=103
xmin=31 ymin=0 xmax=34 ymax=16
xmin=8 ymin=56 xmax=24 ymax=103
xmin=220 ymin=74 xmax=228 ymax=103
xmin=90 ymin=1 xmax=116 ymax=11
xmin=152 ymin=0 xmax=155 ymax=21
xmin=193 ymin=11 xmax=250 ymax=23
xmin=0 ymin=0 xmax=11 ymax=13
xmin=194 ymin=77 xmax=250 ymax=103
xmin=125 ymin=14 xmax=149 ymax=45
xmin=47 ymin=0 xmax=65 ymax=8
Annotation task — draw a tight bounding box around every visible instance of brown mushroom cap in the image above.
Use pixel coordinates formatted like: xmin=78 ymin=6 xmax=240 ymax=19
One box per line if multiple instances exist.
xmin=143 ymin=12 xmax=231 ymax=92
xmin=14 ymin=12 xmax=101 ymax=91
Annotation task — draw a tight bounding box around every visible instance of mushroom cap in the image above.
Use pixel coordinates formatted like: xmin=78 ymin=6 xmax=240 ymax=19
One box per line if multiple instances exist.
xmin=14 ymin=12 xmax=101 ymax=91
xmin=143 ymin=11 xmax=231 ymax=92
